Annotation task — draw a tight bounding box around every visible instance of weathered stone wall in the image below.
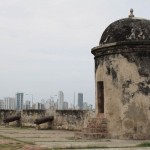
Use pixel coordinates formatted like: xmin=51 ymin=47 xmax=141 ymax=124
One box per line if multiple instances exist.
xmin=94 ymin=45 xmax=150 ymax=139
xmin=0 ymin=109 xmax=94 ymax=130
xmin=53 ymin=110 xmax=95 ymax=131
xmin=0 ymin=110 xmax=19 ymax=126
xmin=21 ymin=110 xmax=46 ymax=127
xmin=0 ymin=109 xmax=46 ymax=127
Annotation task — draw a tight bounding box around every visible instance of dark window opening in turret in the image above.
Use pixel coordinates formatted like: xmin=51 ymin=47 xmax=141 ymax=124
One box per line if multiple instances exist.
xmin=97 ymin=81 xmax=104 ymax=113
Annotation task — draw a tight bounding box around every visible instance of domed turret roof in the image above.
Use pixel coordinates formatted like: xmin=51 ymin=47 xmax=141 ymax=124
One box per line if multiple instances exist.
xmin=100 ymin=9 xmax=150 ymax=46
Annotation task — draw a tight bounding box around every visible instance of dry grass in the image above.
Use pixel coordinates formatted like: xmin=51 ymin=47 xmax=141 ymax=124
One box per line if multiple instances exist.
xmin=0 ymin=135 xmax=47 ymax=150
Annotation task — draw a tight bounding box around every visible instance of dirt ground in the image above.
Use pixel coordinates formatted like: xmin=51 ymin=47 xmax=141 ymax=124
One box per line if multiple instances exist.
xmin=0 ymin=126 xmax=150 ymax=150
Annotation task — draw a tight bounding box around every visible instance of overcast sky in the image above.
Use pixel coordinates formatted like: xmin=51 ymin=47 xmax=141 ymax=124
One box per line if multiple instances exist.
xmin=0 ymin=0 xmax=150 ymax=106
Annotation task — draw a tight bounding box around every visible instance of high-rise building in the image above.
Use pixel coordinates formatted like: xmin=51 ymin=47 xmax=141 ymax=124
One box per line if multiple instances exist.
xmin=4 ymin=97 xmax=15 ymax=110
xmin=63 ymin=101 xmax=68 ymax=110
xmin=37 ymin=102 xmax=42 ymax=110
xmin=16 ymin=93 xmax=24 ymax=110
xmin=34 ymin=102 xmax=45 ymax=110
xmin=0 ymin=99 xmax=4 ymax=109
xmin=58 ymin=91 xmax=64 ymax=110
xmin=78 ymin=93 xmax=83 ymax=110
xmin=41 ymin=99 xmax=45 ymax=110
xmin=25 ymin=100 xmax=30 ymax=109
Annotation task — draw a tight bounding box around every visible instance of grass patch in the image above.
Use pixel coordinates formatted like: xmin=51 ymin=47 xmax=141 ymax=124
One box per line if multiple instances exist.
xmin=0 ymin=142 xmax=24 ymax=150
xmin=0 ymin=134 xmax=35 ymax=145
xmin=0 ymin=134 xmax=41 ymax=150
xmin=138 ymin=142 xmax=150 ymax=147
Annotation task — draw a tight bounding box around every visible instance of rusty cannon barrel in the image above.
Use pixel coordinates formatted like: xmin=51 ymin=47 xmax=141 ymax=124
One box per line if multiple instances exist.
xmin=34 ymin=116 xmax=54 ymax=125
xmin=3 ymin=115 xmax=21 ymax=124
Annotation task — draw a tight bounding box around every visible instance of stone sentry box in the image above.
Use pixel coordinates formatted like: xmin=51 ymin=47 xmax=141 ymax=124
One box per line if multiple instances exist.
xmin=91 ymin=9 xmax=150 ymax=139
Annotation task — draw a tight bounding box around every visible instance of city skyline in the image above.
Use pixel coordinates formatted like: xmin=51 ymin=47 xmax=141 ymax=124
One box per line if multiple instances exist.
xmin=0 ymin=91 xmax=92 ymax=109
xmin=0 ymin=1 xmax=149 ymax=106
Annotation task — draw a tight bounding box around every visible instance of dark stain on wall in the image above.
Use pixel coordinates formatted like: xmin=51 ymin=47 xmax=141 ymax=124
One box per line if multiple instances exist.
xmin=138 ymin=82 xmax=150 ymax=95
xmin=95 ymin=56 xmax=107 ymax=72
xmin=122 ymin=80 xmax=132 ymax=88
xmin=121 ymin=80 xmax=134 ymax=105
xmin=146 ymin=79 xmax=150 ymax=84
xmin=138 ymin=68 xmax=149 ymax=77
xmin=106 ymin=67 xmax=111 ymax=75
xmin=121 ymin=52 xmax=150 ymax=96
xmin=104 ymin=56 xmax=118 ymax=82
xmin=106 ymin=63 xmax=118 ymax=81
xmin=111 ymin=67 xmax=117 ymax=81
xmin=122 ymin=51 xmax=150 ymax=78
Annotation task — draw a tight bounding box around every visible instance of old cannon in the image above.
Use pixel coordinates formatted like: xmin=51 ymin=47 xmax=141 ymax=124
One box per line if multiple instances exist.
xmin=34 ymin=116 xmax=54 ymax=129
xmin=3 ymin=115 xmax=21 ymax=126
xmin=34 ymin=116 xmax=54 ymax=125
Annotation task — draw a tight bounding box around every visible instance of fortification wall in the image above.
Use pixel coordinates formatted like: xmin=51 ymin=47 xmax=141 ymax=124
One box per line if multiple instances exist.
xmin=0 ymin=109 xmax=94 ymax=130
xmin=53 ymin=110 xmax=94 ymax=130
